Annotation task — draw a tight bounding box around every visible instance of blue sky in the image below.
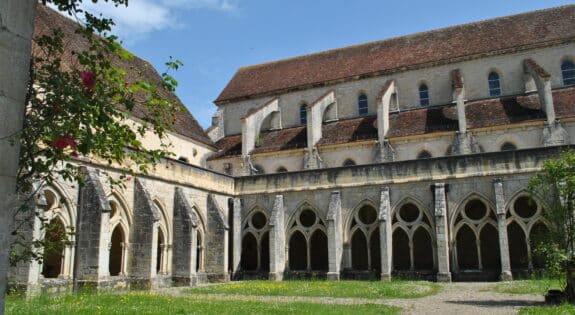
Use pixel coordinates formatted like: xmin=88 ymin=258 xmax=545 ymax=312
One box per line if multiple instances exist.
xmin=80 ymin=0 xmax=575 ymax=129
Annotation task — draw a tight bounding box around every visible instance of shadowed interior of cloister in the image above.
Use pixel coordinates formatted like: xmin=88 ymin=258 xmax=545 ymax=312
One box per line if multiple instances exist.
xmin=234 ymin=194 xmax=550 ymax=282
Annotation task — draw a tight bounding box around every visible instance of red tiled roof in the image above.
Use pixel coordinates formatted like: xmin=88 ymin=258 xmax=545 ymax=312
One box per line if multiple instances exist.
xmin=465 ymin=94 xmax=545 ymax=129
xmin=554 ymin=87 xmax=575 ymax=118
xmin=317 ymin=116 xmax=378 ymax=145
xmin=210 ymin=87 xmax=575 ymax=159
xmin=388 ymin=105 xmax=459 ymax=137
xmin=216 ymin=5 xmax=575 ymax=104
xmin=34 ymin=5 xmax=214 ymax=147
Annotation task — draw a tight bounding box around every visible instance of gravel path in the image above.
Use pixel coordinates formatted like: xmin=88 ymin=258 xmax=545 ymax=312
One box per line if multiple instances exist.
xmin=384 ymin=282 xmax=544 ymax=314
xmin=159 ymin=282 xmax=545 ymax=314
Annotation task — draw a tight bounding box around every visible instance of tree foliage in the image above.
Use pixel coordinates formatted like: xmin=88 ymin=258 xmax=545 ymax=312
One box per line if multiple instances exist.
xmin=529 ymin=150 xmax=575 ymax=262
xmin=10 ymin=0 xmax=181 ymax=264
xmin=18 ymin=0 xmax=181 ymax=193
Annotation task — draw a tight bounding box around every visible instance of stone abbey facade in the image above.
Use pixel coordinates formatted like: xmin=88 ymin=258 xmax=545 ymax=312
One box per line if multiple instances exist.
xmin=9 ymin=5 xmax=575 ymax=293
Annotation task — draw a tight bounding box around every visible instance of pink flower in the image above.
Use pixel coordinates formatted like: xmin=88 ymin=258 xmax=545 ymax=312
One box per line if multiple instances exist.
xmin=126 ymin=175 xmax=132 ymax=181
xmin=51 ymin=135 xmax=78 ymax=150
xmin=80 ymin=70 xmax=96 ymax=89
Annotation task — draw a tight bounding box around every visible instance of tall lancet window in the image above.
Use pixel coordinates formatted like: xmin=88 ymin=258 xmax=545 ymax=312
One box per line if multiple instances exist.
xmin=419 ymin=84 xmax=429 ymax=106
xmin=488 ymin=72 xmax=501 ymax=96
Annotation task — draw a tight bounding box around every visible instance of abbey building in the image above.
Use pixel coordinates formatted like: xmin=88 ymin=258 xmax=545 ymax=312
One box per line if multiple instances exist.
xmin=9 ymin=5 xmax=575 ymax=293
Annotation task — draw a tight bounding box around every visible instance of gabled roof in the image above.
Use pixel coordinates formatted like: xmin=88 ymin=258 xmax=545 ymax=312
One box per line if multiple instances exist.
xmin=34 ymin=5 xmax=214 ymax=147
xmin=216 ymin=5 xmax=575 ymax=104
xmin=209 ymin=87 xmax=575 ymax=160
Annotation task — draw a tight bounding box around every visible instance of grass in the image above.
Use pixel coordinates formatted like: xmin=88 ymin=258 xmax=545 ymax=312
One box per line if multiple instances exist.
xmin=519 ymin=304 xmax=575 ymax=314
xmin=6 ymin=292 xmax=399 ymax=315
xmin=186 ymin=280 xmax=440 ymax=299
xmin=488 ymin=279 xmax=565 ymax=295
xmin=6 ymin=292 xmax=400 ymax=315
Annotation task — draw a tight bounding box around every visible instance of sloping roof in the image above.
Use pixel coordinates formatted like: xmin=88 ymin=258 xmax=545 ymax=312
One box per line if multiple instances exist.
xmin=216 ymin=5 xmax=575 ymax=104
xmin=209 ymin=87 xmax=575 ymax=159
xmin=34 ymin=5 xmax=214 ymax=147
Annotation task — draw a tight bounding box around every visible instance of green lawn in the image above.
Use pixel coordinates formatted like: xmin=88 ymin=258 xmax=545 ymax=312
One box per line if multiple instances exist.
xmin=519 ymin=304 xmax=575 ymax=314
xmin=6 ymin=292 xmax=400 ymax=315
xmin=488 ymin=279 xmax=564 ymax=295
xmin=186 ymin=280 xmax=439 ymax=299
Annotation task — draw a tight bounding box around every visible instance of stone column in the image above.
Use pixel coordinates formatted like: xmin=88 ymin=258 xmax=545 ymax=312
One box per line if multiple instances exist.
xmin=10 ymin=187 xmax=46 ymax=296
xmin=172 ymin=187 xmax=199 ymax=286
xmin=0 ymin=1 xmax=37 ymax=311
xmin=206 ymin=194 xmax=229 ymax=281
xmin=379 ymin=187 xmax=393 ymax=281
xmin=130 ymin=179 xmax=161 ymax=289
xmin=232 ymin=198 xmax=242 ymax=279
xmin=434 ymin=183 xmax=451 ymax=282
xmin=326 ymin=192 xmax=342 ymax=280
xmin=74 ymin=167 xmax=112 ymax=289
xmin=304 ymin=91 xmax=335 ymax=169
xmin=494 ymin=179 xmax=512 ymax=281
xmin=376 ymin=81 xmax=396 ymax=163
xmin=269 ymin=195 xmax=285 ymax=281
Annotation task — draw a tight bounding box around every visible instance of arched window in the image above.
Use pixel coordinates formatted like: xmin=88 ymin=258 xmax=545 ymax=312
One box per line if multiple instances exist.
xmin=419 ymin=84 xmax=429 ymax=106
xmin=500 ymin=142 xmax=517 ymax=151
xmin=561 ymin=60 xmax=575 ymax=86
xmin=156 ymin=227 xmax=165 ymax=274
xmin=417 ymin=150 xmax=432 ymax=159
xmin=358 ymin=94 xmax=368 ymax=116
xmin=109 ymin=225 xmax=126 ymax=276
xmin=488 ymin=72 xmax=502 ymax=96
xmin=343 ymin=159 xmax=356 ymax=166
xmin=42 ymin=218 xmax=66 ymax=278
xmin=300 ymin=104 xmax=307 ymax=125
xmin=276 ymin=166 xmax=287 ymax=173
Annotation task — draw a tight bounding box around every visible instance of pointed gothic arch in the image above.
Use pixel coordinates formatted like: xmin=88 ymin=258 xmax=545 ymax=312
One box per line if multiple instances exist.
xmin=451 ymin=194 xmax=500 ymax=273
xmin=390 ymin=196 xmax=436 ymax=273
xmin=287 ymin=203 xmax=327 ymax=272
xmin=504 ymin=191 xmax=551 ymax=271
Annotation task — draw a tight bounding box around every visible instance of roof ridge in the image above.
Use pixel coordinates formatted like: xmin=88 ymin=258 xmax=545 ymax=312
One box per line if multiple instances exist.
xmin=216 ymin=4 xmax=575 ymax=103
xmin=237 ymin=5 xmax=575 ymax=72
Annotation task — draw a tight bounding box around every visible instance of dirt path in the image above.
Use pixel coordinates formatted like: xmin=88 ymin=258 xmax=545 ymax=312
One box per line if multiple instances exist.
xmin=384 ymin=282 xmax=544 ymax=314
xmin=159 ymin=282 xmax=545 ymax=314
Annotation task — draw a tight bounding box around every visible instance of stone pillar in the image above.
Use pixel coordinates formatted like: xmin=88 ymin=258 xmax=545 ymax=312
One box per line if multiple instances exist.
xmin=379 ymin=187 xmax=393 ymax=281
xmin=376 ymin=81 xmax=396 ymax=163
xmin=305 ymin=91 xmax=335 ymax=169
xmin=130 ymin=179 xmax=161 ymax=289
xmin=0 ymin=1 xmax=37 ymax=311
xmin=450 ymin=132 xmax=480 ymax=155
xmin=74 ymin=167 xmax=112 ymax=289
xmin=232 ymin=198 xmax=242 ymax=279
xmin=326 ymin=192 xmax=342 ymax=280
xmin=10 ymin=187 xmax=46 ymax=296
xmin=241 ymin=98 xmax=279 ymax=156
xmin=269 ymin=195 xmax=286 ymax=281
xmin=524 ymin=59 xmax=555 ymax=124
xmin=434 ymin=183 xmax=451 ymax=282
xmin=494 ymin=180 xmax=513 ymax=281
xmin=451 ymin=69 xmax=467 ymax=133
xmin=206 ymin=194 xmax=229 ymax=281
xmin=172 ymin=187 xmax=199 ymax=286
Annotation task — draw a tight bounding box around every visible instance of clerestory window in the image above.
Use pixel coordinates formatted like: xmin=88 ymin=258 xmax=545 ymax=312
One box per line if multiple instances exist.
xmin=419 ymin=84 xmax=429 ymax=106
xmin=300 ymin=104 xmax=307 ymax=125
xmin=488 ymin=72 xmax=502 ymax=96
xmin=561 ymin=60 xmax=575 ymax=86
xmin=358 ymin=94 xmax=368 ymax=116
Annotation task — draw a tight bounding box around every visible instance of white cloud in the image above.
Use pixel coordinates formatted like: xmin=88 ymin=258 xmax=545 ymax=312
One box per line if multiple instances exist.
xmin=77 ymin=0 xmax=239 ymax=43
xmin=161 ymin=0 xmax=239 ymax=12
